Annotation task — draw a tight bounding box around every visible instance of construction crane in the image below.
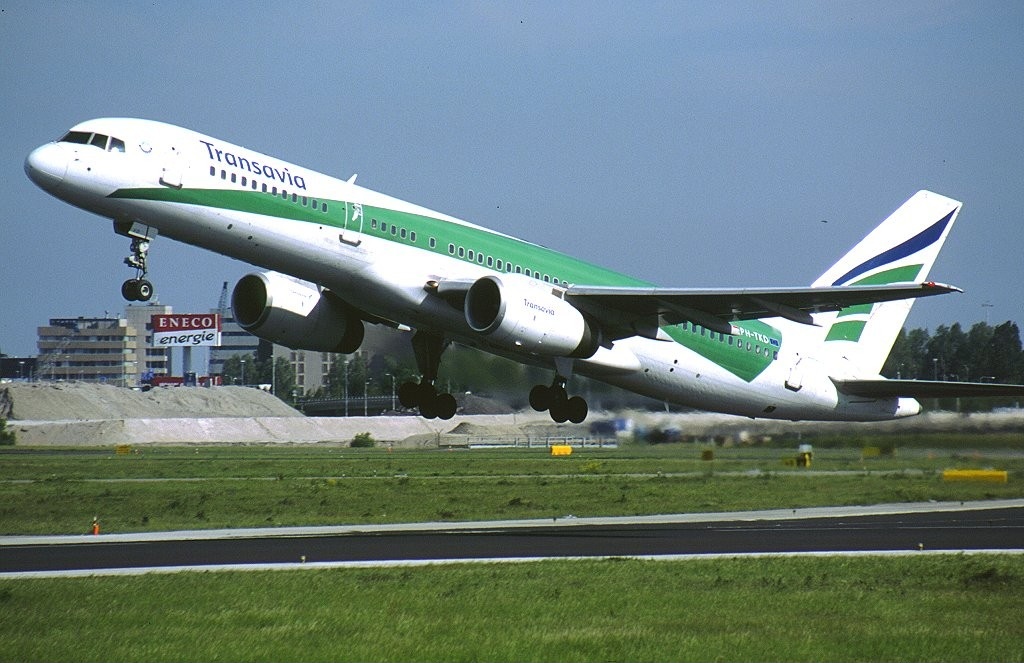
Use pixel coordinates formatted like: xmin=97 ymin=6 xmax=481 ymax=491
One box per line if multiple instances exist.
xmin=216 ymin=280 xmax=229 ymax=315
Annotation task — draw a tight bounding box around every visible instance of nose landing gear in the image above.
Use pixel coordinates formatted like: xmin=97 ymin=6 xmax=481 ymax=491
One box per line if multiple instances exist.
xmin=114 ymin=220 xmax=158 ymax=302
xmin=121 ymin=238 xmax=154 ymax=302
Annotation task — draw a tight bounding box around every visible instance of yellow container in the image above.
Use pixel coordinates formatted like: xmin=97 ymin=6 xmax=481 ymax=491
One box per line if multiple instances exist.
xmin=550 ymin=445 xmax=573 ymax=456
xmin=942 ymin=469 xmax=1008 ymax=483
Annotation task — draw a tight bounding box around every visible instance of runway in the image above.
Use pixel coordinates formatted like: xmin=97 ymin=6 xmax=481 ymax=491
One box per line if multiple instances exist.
xmin=2 ymin=500 xmax=1021 ymax=577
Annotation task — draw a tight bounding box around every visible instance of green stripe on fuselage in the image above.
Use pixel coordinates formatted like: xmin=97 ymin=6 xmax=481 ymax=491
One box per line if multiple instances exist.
xmin=664 ymin=320 xmax=781 ymax=382
xmin=111 ymin=185 xmax=779 ymax=381
xmin=111 ymin=187 xmax=648 ymax=288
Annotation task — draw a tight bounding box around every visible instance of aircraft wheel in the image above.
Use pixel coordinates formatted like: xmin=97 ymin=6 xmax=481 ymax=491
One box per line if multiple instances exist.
xmin=419 ymin=395 xmax=438 ymax=419
xmin=436 ymin=393 xmax=457 ymax=420
xmin=398 ymin=381 xmax=419 ymax=408
xmin=417 ymin=383 xmax=438 ymax=419
xmin=529 ymin=384 xmax=551 ymax=411
xmin=121 ymin=279 xmax=139 ymax=301
xmin=549 ymin=394 xmax=569 ymax=423
xmin=566 ymin=396 xmax=588 ymax=424
xmin=136 ymin=280 xmax=154 ymax=302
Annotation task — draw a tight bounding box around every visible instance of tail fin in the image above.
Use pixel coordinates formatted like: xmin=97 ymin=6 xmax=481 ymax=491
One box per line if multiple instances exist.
xmin=812 ymin=190 xmax=962 ymax=376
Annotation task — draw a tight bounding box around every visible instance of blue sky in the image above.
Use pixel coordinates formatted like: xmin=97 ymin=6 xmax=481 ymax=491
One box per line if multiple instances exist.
xmin=2 ymin=1 xmax=1022 ymax=357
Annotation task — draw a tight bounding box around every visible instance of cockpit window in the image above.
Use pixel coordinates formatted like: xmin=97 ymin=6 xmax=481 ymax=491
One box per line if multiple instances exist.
xmin=60 ymin=131 xmax=91 ymax=145
xmin=59 ymin=131 xmax=126 ymax=152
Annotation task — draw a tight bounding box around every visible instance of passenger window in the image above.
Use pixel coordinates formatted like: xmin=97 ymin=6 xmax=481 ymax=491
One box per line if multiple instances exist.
xmin=400 ymin=228 xmax=407 ymax=239
xmin=241 ymin=177 xmax=247 ymax=187
xmin=468 ymin=250 xmax=475 ymax=261
xmin=448 ymin=244 xmax=455 ymax=255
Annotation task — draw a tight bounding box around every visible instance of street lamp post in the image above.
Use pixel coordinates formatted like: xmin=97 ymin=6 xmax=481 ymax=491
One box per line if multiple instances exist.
xmin=240 ymin=359 xmax=246 ymax=386
xmin=364 ymin=377 xmax=371 ymax=417
xmin=386 ymin=373 xmax=396 ymax=411
xmin=344 ymin=360 xmax=349 ymax=417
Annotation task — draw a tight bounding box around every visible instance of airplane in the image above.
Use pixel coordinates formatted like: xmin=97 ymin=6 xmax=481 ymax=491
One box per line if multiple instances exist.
xmin=25 ymin=118 xmax=1024 ymax=423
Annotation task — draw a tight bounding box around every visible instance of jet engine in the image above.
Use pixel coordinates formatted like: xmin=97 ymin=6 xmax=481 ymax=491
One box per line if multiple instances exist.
xmin=231 ymin=271 xmax=364 ymax=353
xmin=464 ymin=274 xmax=599 ymax=358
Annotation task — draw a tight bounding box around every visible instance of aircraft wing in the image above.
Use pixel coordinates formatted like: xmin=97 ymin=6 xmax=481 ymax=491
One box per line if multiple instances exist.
xmin=832 ymin=379 xmax=1024 ymax=399
xmin=565 ymin=281 xmax=961 ymax=338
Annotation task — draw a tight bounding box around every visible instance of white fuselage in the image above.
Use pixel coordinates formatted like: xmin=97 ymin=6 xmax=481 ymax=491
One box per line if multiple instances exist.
xmin=25 ymin=118 xmax=920 ymax=421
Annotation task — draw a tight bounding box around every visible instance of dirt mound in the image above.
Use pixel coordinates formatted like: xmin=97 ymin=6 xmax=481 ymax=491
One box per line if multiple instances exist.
xmin=2 ymin=382 xmax=301 ymax=421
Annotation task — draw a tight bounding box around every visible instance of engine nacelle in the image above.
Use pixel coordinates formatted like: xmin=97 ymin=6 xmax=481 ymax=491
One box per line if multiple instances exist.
xmin=464 ymin=274 xmax=599 ymax=358
xmin=231 ymin=271 xmax=364 ymax=353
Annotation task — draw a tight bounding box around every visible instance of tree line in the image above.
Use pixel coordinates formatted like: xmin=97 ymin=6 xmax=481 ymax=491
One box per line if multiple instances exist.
xmin=882 ymin=321 xmax=1023 ymax=384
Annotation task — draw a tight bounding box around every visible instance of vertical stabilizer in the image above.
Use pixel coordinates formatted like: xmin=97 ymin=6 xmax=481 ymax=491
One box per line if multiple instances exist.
xmin=812 ymin=190 xmax=961 ymax=376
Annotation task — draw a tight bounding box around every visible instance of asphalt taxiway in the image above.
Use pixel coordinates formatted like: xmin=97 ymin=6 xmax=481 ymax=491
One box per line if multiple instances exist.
xmin=2 ymin=500 xmax=1021 ymax=577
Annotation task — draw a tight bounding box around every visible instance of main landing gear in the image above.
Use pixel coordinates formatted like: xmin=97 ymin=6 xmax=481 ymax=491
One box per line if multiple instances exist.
xmin=121 ymin=237 xmax=154 ymax=302
xmin=529 ymin=376 xmax=589 ymax=424
xmin=398 ymin=331 xmax=458 ymax=420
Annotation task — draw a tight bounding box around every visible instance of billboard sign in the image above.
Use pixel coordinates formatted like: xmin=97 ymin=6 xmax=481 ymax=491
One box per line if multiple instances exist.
xmin=151 ymin=314 xmax=221 ymax=347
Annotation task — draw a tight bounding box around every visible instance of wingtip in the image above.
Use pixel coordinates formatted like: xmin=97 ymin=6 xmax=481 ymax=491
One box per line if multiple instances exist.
xmin=923 ymin=281 xmax=964 ymax=294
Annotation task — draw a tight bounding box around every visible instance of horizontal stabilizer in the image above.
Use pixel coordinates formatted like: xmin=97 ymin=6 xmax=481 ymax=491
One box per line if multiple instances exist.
xmin=833 ymin=378 xmax=1024 ymax=399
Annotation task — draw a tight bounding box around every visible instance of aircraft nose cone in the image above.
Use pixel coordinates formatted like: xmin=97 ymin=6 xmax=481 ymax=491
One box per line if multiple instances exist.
xmin=25 ymin=143 xmax=68 ymax=192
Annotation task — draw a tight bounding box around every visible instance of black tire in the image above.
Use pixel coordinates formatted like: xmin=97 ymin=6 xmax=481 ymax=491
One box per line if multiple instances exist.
xmin=529 ymin=384 xmax=551 ymax=411
xmin=549 ymin=394 xmax=569 ymax=423
xmin=418 ymin=384 xmax=438 ymax=419
xmin=566 ymin=396 xmax=588 ymax=424
xmin=136 ymin=280 xmax=154 ymax=302
xmin=121 ymin=279 xmax=139 ymax=301
xmin=436 ymin=393 xmax=457 ymax=420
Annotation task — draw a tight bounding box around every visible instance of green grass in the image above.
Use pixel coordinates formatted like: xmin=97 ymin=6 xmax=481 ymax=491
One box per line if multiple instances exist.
xmin=2 ymin=441 xmax=1022 ymax=661
xmin=2 ymin=444 xmax=1022 ymax=535
xmin=2 ymin=555 xmax=1022 ymax=662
